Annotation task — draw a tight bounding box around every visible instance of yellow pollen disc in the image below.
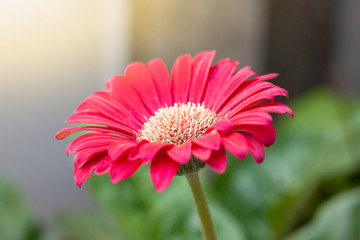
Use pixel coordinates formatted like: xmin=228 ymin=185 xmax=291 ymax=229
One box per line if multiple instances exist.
xmin=138 ymin=102 xmax=218 ymax=145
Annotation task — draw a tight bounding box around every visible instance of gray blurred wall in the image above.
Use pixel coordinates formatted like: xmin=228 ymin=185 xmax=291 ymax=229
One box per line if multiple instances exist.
xmin=0 ymin=0 xmax=128 ymax=224
xmin=130 ymin=0 xmax=270 ymax=73
xmin=334 ymin=0 xmax=360 ymax=95
xmin=267 ymin=0 xmax=360 ymax=97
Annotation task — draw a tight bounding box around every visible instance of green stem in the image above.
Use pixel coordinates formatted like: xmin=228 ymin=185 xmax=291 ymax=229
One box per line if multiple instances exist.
xmin=185 ymin=172 xmax=217 ymax=240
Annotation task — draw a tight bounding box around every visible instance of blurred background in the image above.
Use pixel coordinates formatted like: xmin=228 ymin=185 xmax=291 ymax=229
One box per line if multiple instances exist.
xmin=1 ymin=0 xmax=359 ymax=239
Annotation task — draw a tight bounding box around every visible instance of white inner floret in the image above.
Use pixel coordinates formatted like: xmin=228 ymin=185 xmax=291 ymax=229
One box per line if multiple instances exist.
xmin=138 ymin=102 xmax=218 ymax=145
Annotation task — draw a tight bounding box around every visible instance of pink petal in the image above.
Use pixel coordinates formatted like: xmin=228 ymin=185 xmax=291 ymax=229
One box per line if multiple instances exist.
xmin=243 ymin=133 xmax=265 ymax=163
xmin=74 ymin=152 xmax=106 ymax=187
xmin=213 ymin=66 xmax=256 ymax=112
xmin=206 ymin=146 xmax=227 ymax=173
xmin=85 ymin=91 xmax=142 ymax=129
xmin=105 ymin=75 xmax=150 ymax=122
xmin=74 ymin=166 xmax=92 ymax=187
xmin=150 ymin=152 xmax=179 ymax=192
xmin=203 ymin=58 xmax=239 ymax=107
xmin=109 ymin=153 xmax=142 ymax=183
xmin=226 ymin=87 xmax=288 ymax=118
xmin=230 ymin=112 xmax=273 ymax=126
xmin=192 ymin=145 xmax=212 ymax=161
xmin=74 ymin=147 xmax=108 ymax=168
xmin=129 ymin=141 xmax=172 ymax=163
xmin=140 ymin=142 xmax=172 ymax=164
xmin=247 ymin=102 xmax=294 ymax=118
xmin=55 ymin=127 xmax=86 ymax=140
xmin=127 ymin=140 xmax=147 ymax=161
xmin=125 ymin=62 xmax=161 ymax=113
xmin=74 ymin=101 xmax=97 ymax=114
xmin=220 ymin=81 xmax=286 ymax=116
xmin=55 ymin=126 xmax=127 ymax=140
xmin=108 ymin=141 xmax=136 ymax=160
xmin=167 ymin=141 xmax=192 ymax=164
xmin=146 ymin=58 xmax=172 ymax=107
xmin=171 ymin=54 xmax=192 ymax=103
xmin=206 ymin=119 xmax=233 ymax=134
xmin=237 ymin=125 xmax=276 ymax=147
xmin=66 ymin=133 xmax=125 ymax=155
xmin=193 ymin=130 xmax=222 ymax=150
xmin=188 ymin=51 xmax=216 ymax=103
xmin=95 ymin=154 xmax=111 ymax=175
xmin=66 ymin=112 xmax=136 ymax=137
xmin=222 ymin=132 xmax=248 ymax=159
xmin=250 ymin=73 xmax=279 ymax=83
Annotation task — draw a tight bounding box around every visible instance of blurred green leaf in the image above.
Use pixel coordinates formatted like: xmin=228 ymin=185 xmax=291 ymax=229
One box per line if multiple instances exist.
xmin=0 ymin=178 xmax=40 ymax=240
xmin=46 ymin=211 xmax=121 ymax=240
xmin=285 ymin=187 xmax=360 ymax=240
xmin=88 ymin=166 xmax=247 ymax=240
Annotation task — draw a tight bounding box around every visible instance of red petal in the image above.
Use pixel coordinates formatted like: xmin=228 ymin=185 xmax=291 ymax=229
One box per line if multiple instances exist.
xmin=150 ymin=152 xmax=179 ymax=192
xmin=188 ymin=51 xmax=216 ymax=103
xmin=220 ymin=81 xmax=286 ymax=116
xmin=129 ymin=141 xmax=172 ymax=163
xmin=213 ymin=66 xmax=256 ymax=112
xmin=95 ymin=155 xmax=111 ymax=175
xmin=74 ymin=152 xmax=106 ymax=187
xmin=203 ymin=58 xmax=238 ymax=107
xmin=192 ymin=145 xmax=212 ymax=161
xmin=66 ymin=133 xmax=125 ymax=155
xmin=230 ymin=112 xmax=273 ymax=126
xmin=167 ymin=141 xmax=192 ymax=164
xmin=125 ymin=62 xmax=161 ymax=112
xmin=85 ymin=91 xmax=142 ymax=129
xmin=226 ymin=88 xmax=288 ymax=118
xmin=55 ymin=127 xmax=84 ymax=140
xmin=74 ymin=147 xmax=108 ymax=168
xmin=222 ymin=132 xmax=248 ymax=159
xmin=206 ymin=146 xmax=227 ymax=173
xmin=74 ymin=101 xmax=95 ymax=114
xmin=127 ymin=140 xmax=147 ymax=161
xmin=237 ymin=125 xmax=276 ymax=147
xmin=110 ymin=153 xmax=142 ymax=183
xmin=66 ymin=112 xmax=136 ymax=137
xmin=193 ymin=130 xmax=222 ymax=150
xmin=250 ymin=73 xmax=279 ymax=83
xmin=108 ymin=141 xmax=136 ymax=160
xmin=105 ymin=75 xmax=151 ymax=122
xmin=141 ymin=142 xmax=172 ymax=164
xmin=171 ymin=54 xmax=192 ymax=103
xmin=74 ymin=167 xmax=92 ymax=187
xmin=206 ymin=119 xmax=233 ymax=134
xmin=146 ymin=58 xmax=172 ymax=107
xmin=247 ymin=102 xmax=294 ymax=118
xmin=55 ymin=126 xmax=125 ymax=140
xmin=243 ymin=133 xmax=265 ymax=163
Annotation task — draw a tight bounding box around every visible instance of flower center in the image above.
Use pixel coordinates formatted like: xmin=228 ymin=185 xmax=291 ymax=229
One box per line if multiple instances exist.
xmin=138 ymin=102 xmax=218 ymax=145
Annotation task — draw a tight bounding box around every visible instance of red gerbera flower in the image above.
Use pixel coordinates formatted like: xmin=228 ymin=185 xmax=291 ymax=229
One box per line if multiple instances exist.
xmin=56 ymin=50 xmax=293 ymax=192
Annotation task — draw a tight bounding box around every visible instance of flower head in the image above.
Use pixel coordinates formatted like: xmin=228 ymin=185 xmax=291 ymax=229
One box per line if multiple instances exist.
xmin=56 ymin=50 xmax=293 ymax=192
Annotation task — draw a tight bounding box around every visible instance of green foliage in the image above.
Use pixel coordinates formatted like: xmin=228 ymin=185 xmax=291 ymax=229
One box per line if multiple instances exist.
xmin=286 ymin=187 xmax=360 ymax=240
xmin=87 ymin=167 xmax=246 ymax=240
xmin=3 ymin=87 xmax=359 ymax=240
xmin=0 ymin=179 xmax=40 ymax=240
xmin=46 ymin=211 xmax=122 ymax=240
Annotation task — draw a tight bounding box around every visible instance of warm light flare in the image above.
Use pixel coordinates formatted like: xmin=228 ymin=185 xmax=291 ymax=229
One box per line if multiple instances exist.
xmin=0 ymin=1 xmax=103 ymax=86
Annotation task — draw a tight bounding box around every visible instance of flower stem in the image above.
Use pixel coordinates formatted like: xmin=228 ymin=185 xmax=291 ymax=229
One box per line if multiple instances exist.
xmin=185 ymin=172 xmax=217 ymax=240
